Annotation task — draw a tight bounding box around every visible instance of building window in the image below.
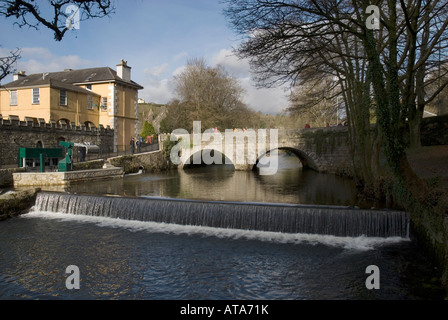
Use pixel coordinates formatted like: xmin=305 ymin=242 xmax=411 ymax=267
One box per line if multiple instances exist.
xmin=101 ymin=97 xmax=108 ymax=111
xmin=10 ymin=90 xmax=18 ymax=106
xmin=32 ymin=88 xmax=40 ymax=104
xmin=87 ymin=95 xmax=93 ymax=110
xmin=60 ymin=90 xmax=67 ymax=106
xmin=86 ymin=84 xmax=92 ymax=90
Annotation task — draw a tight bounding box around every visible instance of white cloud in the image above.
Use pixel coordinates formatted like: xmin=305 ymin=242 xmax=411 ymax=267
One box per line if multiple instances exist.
xmin=1 ymin=45 xmax=290 ymax=113
xmin=239 ymin=77 xmax=290 ymax=114
xmin=210 ymin=48 xmax=250 ymax=78
xmin=172 ymin=65 xmax=187 ymax=77
xmin=210 ymin=48 xmax=290 ymax=114
xmin=140 ymin=68 xmax=176 ymax=105
xmin=173 ymin=51 xmax=188 ymax=62
xmin=140 ymin=78 xmax=175 ymax=105
xmin=0 ymin=47 xmax=94 ymax=84
xmin=136 ymin=48 xmax=291 ymax=113
xmin=16 ymin=47 xmax=94 ymax=74
xmin=144 ymin=63 xmax=170 ymax=78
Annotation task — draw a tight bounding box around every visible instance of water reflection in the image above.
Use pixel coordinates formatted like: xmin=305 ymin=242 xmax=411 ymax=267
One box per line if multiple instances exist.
xmin=63 ymin=152 xmax=368 ymax=208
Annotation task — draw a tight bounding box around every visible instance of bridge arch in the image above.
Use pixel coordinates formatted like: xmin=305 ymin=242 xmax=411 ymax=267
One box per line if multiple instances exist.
xmin=254 ymin=147 xmax=320 ymax=172
xmin=180 ymin=146 xmax=321 ymax=173
xmin=182 ymin=148 xmax=235 ymax=169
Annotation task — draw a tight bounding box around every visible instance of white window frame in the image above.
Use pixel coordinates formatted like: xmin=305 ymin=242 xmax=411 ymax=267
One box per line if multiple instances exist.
xmin=101 ymin=97 xmax=108 ymax=111
xmin=32 ymin=88 xmax=40 ymax=104
xmin=87 ymin=95 xmax=93 ymax=110
xmin=10 ymin=90 xmax=18 ymax=106
xmin=60 ymin=90 xmax=68 ymax=106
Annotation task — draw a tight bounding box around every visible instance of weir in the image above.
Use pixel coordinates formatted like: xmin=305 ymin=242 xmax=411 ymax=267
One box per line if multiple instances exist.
xmin=33 ymin=192 xmax=410 ymax=238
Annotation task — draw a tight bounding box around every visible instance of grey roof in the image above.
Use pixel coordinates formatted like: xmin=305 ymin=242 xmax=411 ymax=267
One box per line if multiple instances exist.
xmin=2 ymin=67 xmax=144 ymax=90
xmin=50 ymin=79 xmax=101 ymax=96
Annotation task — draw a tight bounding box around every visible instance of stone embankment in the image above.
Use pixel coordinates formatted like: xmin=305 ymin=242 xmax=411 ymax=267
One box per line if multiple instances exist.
xmin=0 ymin=168 xmax=25 ymax=188
xmin=108 ymin=150 xmax=167 ymax=174
xmin=0 ymin=188 xmax=40 ymax=221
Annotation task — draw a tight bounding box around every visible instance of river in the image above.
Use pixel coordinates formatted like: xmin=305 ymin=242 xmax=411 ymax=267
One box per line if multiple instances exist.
xmin=65 ymin=153 xmax=370 ymax=208
xmin=0 ymin=153 xmax=444 ymax=300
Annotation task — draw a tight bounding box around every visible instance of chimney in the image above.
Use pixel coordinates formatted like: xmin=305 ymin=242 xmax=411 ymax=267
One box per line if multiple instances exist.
xmin=13 ymin=71 xmax=27 ymax=81
xmin=117 ymin=59 xmax=131 ymax=82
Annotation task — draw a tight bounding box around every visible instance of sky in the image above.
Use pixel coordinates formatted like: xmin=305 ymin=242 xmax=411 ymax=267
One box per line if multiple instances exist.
xmin=0 ymin=0 xmax=291 ymax=114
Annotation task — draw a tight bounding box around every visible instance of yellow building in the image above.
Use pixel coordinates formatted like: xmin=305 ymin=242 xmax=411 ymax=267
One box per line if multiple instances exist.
xmin=0 ymin=60 xmax=143 ymax=152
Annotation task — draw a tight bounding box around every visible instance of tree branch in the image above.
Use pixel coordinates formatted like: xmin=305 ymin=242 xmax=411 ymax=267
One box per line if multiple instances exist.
xmin=0 ymin=48 xmax=21 ymax=83
xmin=0 ymin=0 xmax=114 ymax=41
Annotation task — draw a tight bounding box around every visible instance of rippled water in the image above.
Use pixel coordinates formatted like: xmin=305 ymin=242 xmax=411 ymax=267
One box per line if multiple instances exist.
xmin=65 ymin=154 xmax=371 ymax=208
xmin=0 ymin=211 xmax=428 ymax=300
xmin=0 ymin=154 xmax=444 ymax=300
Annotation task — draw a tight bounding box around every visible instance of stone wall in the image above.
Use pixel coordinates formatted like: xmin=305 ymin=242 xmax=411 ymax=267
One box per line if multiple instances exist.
xmin=73 ymin=159 xmax=106 ymax=171
xmin=282 ymin=127 xmax=352 ymax=175
xmin=0 ymin=167 xmax=25 ymax=188
xmin=0 ymin=115 xmax=115 ymax=168
xmin=421 ymin=115 xmax=448 ymax=146
xmin=13 ymin=168 xmax=124 ymax=187
xmin=108 ymin=151 xmax=167 ymax=174
xmin=171 ymin=127 xmax=354 ymax=175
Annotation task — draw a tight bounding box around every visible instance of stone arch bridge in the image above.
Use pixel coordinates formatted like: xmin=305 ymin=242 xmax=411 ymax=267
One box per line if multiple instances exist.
xmin=167 ymin=126 xmax=352 ymax=175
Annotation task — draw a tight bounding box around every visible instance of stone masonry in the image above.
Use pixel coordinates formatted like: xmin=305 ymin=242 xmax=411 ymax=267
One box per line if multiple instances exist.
xmin=169 ymin=126 xmax=353 ymax=175
xmin=0 ymin=115 xmax=114 ymax=168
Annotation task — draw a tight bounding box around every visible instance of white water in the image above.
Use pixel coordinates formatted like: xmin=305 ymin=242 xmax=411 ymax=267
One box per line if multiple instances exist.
xmin=32 ymin=192 xmax=411 ymax=238
xmin=24 ymin=209 xmax=409 ymax=252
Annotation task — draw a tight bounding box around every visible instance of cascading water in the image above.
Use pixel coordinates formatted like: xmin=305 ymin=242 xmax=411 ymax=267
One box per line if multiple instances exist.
xmin=32 ymin=192 xmax=410 ymax=238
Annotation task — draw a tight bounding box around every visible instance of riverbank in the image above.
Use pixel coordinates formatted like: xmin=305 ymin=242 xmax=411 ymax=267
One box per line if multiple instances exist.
xmin=0 ymin=188 xmax=40 ymax=221
xmin=384 ymin=145 xmax=448 ymax=296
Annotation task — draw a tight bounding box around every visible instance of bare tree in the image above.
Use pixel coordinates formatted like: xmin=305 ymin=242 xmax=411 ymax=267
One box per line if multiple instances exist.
xmin=172 ymin=58 xmax=253 ymax=131
xmin=426 ymin=62 xmax=448 ymax=116
xmin=224 ymin=0 xmax=381 ymax=187
xmin=288 ymin=75 xmax=341 ymax=127
xmin=0 ymin=48 xmax=20 ymax=83
xmin=392 ymin=0 xmax=448 ymax=147
xmin=224 ymin=0 xmax=448 ymax=199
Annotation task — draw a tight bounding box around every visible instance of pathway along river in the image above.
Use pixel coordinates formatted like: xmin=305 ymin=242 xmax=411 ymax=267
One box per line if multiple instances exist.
xmin=0 ymin=153 xmax=444 ymax=300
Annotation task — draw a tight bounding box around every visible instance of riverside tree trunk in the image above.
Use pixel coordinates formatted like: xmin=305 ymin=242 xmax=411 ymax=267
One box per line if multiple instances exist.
xmin=408 ymin=114 xmax=423 ymax=149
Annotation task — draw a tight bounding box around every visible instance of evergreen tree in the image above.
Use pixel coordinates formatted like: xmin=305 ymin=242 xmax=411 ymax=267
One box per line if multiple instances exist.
xmin=140 ymin=121 xmax=157 ymax=141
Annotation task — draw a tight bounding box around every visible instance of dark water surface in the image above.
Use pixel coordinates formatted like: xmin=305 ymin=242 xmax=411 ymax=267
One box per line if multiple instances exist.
xmin=0 ymin=154 xmax=444 ymax=300
xmin=66 ymin=154 xmax=370 ymax=208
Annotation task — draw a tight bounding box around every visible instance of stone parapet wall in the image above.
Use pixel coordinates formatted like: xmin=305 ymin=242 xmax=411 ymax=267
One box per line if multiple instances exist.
xmin=0 ymin=115 xmax=115 ymax=168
